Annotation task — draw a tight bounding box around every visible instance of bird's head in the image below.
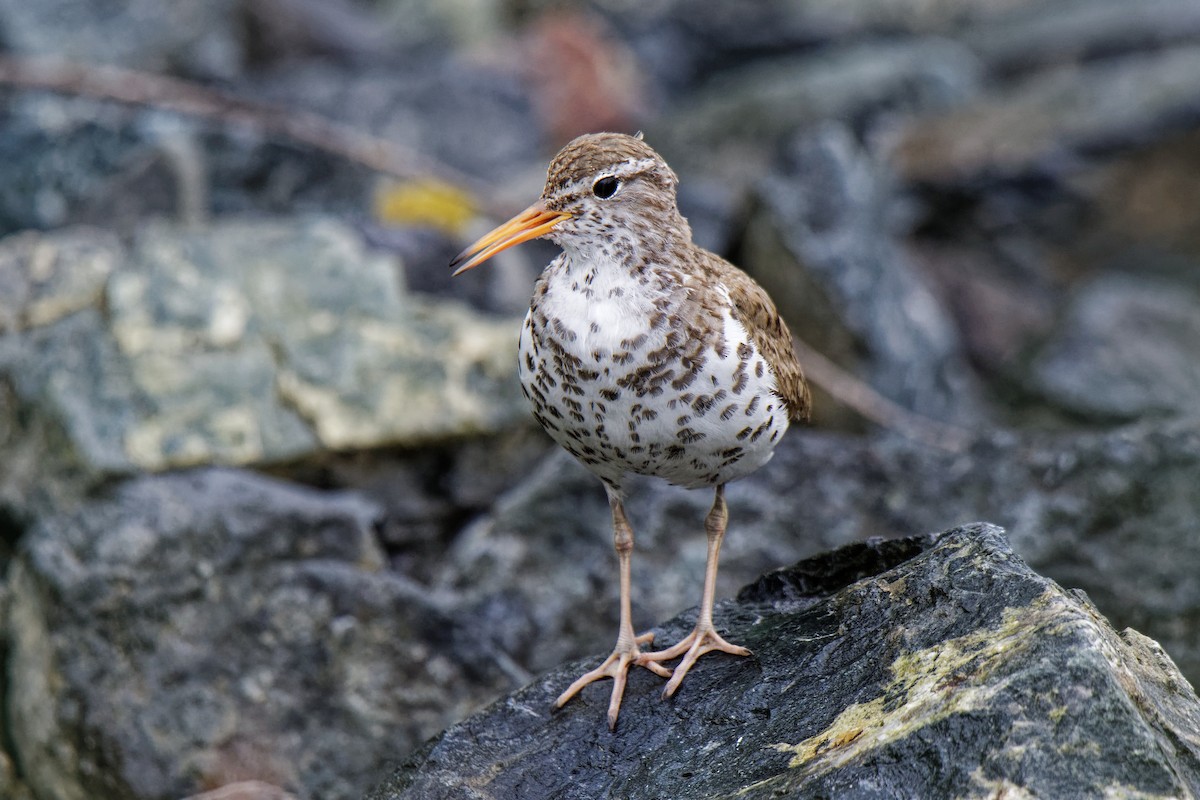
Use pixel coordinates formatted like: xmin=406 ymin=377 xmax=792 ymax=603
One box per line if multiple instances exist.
xmin=450 ymin=132 xmax=686 ymax=275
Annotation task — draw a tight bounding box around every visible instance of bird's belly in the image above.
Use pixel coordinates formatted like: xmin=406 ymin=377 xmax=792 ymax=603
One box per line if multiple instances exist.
xmin=518 ymin=307 xmax=789 ymax=490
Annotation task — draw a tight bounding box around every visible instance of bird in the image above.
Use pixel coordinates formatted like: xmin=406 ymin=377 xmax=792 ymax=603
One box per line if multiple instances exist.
xmin=450 ymin=132 xmax=810 ymax=729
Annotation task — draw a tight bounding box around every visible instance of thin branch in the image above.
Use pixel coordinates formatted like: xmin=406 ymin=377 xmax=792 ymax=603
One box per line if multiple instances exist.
xmin=791 ymin=335 xmax=973 ymax=453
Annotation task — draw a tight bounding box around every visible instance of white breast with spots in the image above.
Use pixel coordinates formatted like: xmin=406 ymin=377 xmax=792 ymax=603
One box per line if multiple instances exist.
xmin=519 ymin=260 xmax=789 ymax=490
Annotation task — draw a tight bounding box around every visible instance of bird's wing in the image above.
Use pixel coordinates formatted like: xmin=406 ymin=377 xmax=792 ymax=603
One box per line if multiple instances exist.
xmin=698 ymin=250 xmax=812 ymax=423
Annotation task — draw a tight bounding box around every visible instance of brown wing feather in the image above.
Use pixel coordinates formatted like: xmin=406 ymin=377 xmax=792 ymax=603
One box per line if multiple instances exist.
xmin=693 ymin=248 xmax=812 ymax=423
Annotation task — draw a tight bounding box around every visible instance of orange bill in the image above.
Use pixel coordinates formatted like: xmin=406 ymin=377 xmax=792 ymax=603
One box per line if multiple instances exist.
xmin=450 ymin=202 xmax=572 ymax=275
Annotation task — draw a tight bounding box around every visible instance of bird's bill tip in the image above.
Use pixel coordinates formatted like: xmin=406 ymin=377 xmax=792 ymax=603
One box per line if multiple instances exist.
xmin=450 ymin=202 xmax=571 ymax=275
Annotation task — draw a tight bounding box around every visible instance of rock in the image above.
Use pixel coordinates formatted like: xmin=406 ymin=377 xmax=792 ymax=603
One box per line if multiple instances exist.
xmin=0 ymin=219 xmax=528 ymax=518
xmin=658 ymin=39 xmax=981 ymax=183
xmin=435 ymin=417 xmax=1200 ymax=691
xmin=608 ymin=0 xmax=1046 ymax=93
xmin=0 ymin=0 xmax=244 ymax=78
xmin=738 ymin=124 xmax=985 ymax=425
xmin=893 ymin=44 xmax=1200 ymax=184
xmin=961 ymin=0 xmax=1200 ymax=76
xmin=0 ymin=54 xmax=539 ymax=245
xmin=6 ymin=469 xmax=513 ymax=800
xmin=1073 ymin=129 xmax=1200 ymax=274
xmin=0 ymin=749 xmax=34 ymax=800
xmin=1028 ymin=273 xmax=1200 ymax=421
xmin=0 ymin=227 xmax=119 ymax=334
xmin=0 ymin=91 xmax=366 ymax=236
xmin=243 ymin=59 xmax=539 ymax=186
xmin=371 ymin=524 xmax=1200 ymax=799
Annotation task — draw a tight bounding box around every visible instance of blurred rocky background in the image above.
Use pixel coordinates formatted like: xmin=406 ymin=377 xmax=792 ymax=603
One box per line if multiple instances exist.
xmin=0 ymin=0 xmax=1198 ymax=798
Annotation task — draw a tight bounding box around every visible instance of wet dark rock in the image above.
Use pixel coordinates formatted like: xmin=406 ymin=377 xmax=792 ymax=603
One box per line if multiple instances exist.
xmin=372 ymin=524 xmax=1200 ymax=799
xmin=437 ymin=417 xmax=1200 ymax=692
xmin=1028 ymin=274 xmax=1200 ymax=421
xmin=739 ymin=124 xmax=985 ymax=425
xmin=6 ymin=469 xmax=512 ymax=800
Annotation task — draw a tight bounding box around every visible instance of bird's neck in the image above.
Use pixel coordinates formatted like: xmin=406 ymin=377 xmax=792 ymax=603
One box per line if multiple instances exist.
xmin=558 ymin=214 xmax=693 ymax=281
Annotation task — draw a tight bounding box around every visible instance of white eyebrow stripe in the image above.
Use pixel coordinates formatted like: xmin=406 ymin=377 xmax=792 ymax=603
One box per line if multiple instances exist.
xmin=558 ymin=158 xmax=659 ymax=197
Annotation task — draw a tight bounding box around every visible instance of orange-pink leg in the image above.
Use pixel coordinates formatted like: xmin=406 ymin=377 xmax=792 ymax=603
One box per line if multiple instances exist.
xmin=554 ymin=487 xmax=673 ymax=729
xmin=645 ymin=484 xmax=751 ymax=697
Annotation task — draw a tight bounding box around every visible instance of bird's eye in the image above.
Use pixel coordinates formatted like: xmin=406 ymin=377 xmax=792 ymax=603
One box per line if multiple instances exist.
xmin=592 ymin=176 xmax=620 ymax=199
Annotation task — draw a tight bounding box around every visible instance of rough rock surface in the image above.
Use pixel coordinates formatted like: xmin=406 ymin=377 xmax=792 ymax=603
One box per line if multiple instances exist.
xmin=739 ymin=124 xmax=985 ymax=426
xmin=1029 ymin=274 xmax=1200 ymax=421
xmin=372 ymin=524 xmax=1200 ymax=799
xmin=439 ymin=418 xmax=1200 ymax=689
xmin=661 ymin=38 xmax=980 ymax=169
xmin=0 ymin=219 xmax=527 ymax=518
xmin=6 ymin=469 xmax=512 ymax=800
xmin=894 ymin=44 xmax=1200 ymax=183
xmin=0 ymin=0 xmax=243 ymax=77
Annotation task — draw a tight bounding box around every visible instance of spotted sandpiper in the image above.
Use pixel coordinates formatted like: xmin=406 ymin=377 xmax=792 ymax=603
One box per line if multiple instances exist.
xmin=451 ymin=132 xmax=810 ymax=729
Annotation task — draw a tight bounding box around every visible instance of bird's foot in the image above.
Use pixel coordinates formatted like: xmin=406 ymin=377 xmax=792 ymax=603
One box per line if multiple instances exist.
xmin=645 ymin=623 xmax=751 ymax=698
xmin=555 ymin=632 xmax=673 ymax=730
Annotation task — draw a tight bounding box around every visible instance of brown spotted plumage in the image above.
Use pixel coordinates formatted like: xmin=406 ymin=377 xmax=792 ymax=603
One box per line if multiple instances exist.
xmin=451 ymin=132 xmax=809 ymax=729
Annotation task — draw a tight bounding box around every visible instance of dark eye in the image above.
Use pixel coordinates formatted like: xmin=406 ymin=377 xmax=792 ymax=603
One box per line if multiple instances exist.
xmin=592 ymin=176 xmax=620 ymax=199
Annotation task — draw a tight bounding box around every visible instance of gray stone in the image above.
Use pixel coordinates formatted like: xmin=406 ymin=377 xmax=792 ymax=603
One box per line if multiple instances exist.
xmin=0 ymin=0 xmax=244 ymax=78
xmin=6 ymin=469 xmax=512 ymax=800
xmin=739 ymin=124 xmax=985 ymax=425
xmin=0 ymin=55 xmax=538 ymax=244
xmin=611 ymin=0 xmax=1043 ymax=92
xmin=894 ymin=44 xmax=1200 ymax=183
xmin=0 ymin=219 xmax=527 ymax=518
xmin=659 ymin=39 xmax=981 ymax=183
xmin=0 ymin=227 xmax=120 ymax=334
xmin=244 ymin=60 xmax=539 ymax=186
xmin=1029 ymin=273 xmax=1200 ymax=421
xmin=435 ymin=417 xmax=1200 ymax=691
xmin=961 ymin=0 xmax=1200 ymax=75
xmin=372 ymin=525 xmax=1200 ymax=799
xmin=0 ymin=90 xmax=367 ymax=237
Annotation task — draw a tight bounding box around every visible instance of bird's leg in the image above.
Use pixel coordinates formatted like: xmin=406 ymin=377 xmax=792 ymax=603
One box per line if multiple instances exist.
xmin=646 ymin=484 xmax=751 ymax=697
xmin=554 ymin=486 xmax=673 ymax=729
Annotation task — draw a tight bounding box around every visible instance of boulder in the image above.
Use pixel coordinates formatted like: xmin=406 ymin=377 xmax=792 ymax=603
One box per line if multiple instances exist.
xmin=893 ymin=44 xmax=1200 ymax=184
xmin=660 ymin=39 xmax=980 ymax=174
xmin=1028 ymin=273 xmax=1200 ymax=421
xmin=0 ymin=0 xmax=244 ymax=77
xmin=372 ymin=524 xmax=1200 ymax=798
xmin=0 ymin=219 xmax=528 ymax=518
xmin=5 ymin=469 xmax=514 ymax=800
xmin=737 ymin=124 xmax=986 ymax=426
